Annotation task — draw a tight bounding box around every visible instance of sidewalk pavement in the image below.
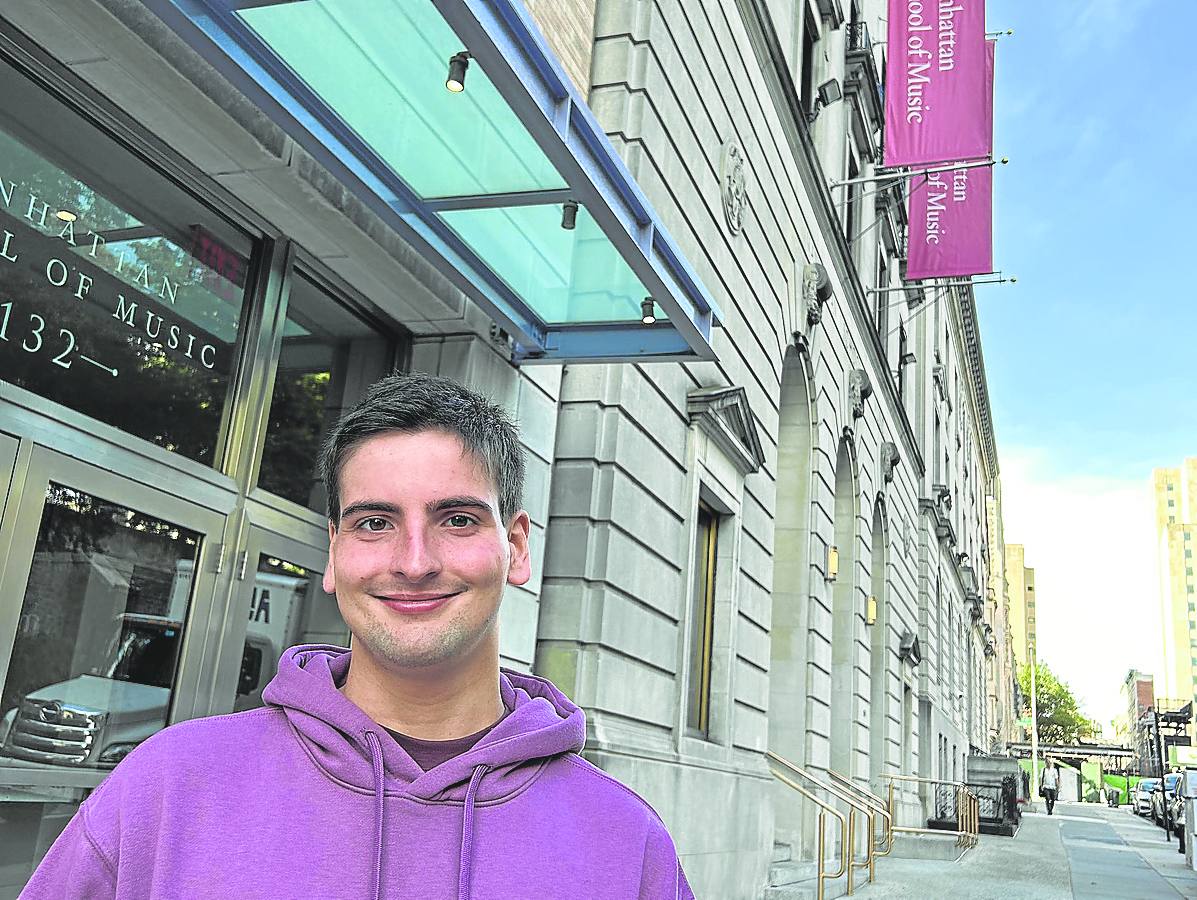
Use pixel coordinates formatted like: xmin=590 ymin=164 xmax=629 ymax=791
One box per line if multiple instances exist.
xmin=853 ymin=801 xmax=1197 ymax=899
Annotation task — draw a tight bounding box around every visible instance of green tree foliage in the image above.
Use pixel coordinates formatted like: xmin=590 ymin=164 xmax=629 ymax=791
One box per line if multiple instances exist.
xmin=1018 ymin=661 xmax=1094 ymax=745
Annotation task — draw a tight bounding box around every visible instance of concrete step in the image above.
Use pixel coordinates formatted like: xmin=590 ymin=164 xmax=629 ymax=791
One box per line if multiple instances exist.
xmin=762 ymin=869 xmax=851 ymax=900
xmin=772 ymin=840 xmax=793 ymax=864
xmin=762 ymin=884 xmax=817 ymax=900
xmin=887 ymin=831 xmax=967 ymax=861
xmin=768 ymin=860 xmax=818 ymax=886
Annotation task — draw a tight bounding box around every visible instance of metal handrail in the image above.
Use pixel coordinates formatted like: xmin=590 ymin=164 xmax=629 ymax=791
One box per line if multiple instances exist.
xmin=768 ymin=753 xmax=876 ymax=893
xmin=828 ymin=770 xmax=894 ymax=859
xmin=882 ymin=774 xmax=980 ymax=849
xmin=767 ymin=754 xmax=848 ymax=900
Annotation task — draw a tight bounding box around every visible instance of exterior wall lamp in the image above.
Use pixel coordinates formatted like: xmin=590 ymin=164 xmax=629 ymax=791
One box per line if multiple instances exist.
xmin=807 ymin=78 xmax=843 ymax=124
xmin=826 ymin=544 xmax=840 ymax=581
xmin=866 ymin=595 xmax=877 ymax=625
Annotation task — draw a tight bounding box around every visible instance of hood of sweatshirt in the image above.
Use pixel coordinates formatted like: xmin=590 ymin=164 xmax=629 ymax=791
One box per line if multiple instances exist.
xmin=262 ymin=644 xmax=586 ymax=802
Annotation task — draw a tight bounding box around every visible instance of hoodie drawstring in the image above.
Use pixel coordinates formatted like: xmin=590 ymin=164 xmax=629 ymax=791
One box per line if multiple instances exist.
xmin=364 ymin=731 xmax=385 ymax=900
xmin=458 ymin=765 xmax=488 ymax=900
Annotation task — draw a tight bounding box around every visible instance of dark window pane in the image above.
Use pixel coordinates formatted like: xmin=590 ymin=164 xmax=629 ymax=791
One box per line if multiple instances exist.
xmin=257 ymin=273 xmax=391 ymax=511
xmin=0 ymin=68 xmax=253 ymax=465
xmin=0 ymin=484 xmax=200 ymax=771
xmin=0 ymin=795 xmax=86 ymax=897
xmin=232 ymin=554 xmax=345 ymax=711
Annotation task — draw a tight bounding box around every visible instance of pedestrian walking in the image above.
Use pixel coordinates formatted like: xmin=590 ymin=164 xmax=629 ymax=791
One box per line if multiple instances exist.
xmin=1041 ymin=758 xmax=1061 ymax=815
xmin=20 ymin=373 xmax=693 ymax=899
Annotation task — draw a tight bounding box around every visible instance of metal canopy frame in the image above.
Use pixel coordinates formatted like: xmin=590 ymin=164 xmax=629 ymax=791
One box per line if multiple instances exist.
xmin=141 ymin=0 xmax=722 ymax=363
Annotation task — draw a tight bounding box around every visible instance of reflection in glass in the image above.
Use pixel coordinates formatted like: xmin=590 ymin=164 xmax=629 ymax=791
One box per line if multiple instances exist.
xmin=258 ymin=273 xmax=391 ymax=511
xmin=0 ymin=795 xmax=86 ymax=900
xmin=0 ymin=484 xmax=200 ymax=771
xmin=0 ymin=70 xmax=253 ymax=465
xmin=232 ymin=554 xmax=345 ymax=711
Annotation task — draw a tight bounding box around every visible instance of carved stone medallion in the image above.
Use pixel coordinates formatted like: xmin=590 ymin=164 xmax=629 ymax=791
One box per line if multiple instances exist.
xmin=720 ymin=140 xmax=748 ymax=236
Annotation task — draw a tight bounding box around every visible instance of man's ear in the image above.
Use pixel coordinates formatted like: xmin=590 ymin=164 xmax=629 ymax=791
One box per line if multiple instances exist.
xmin=506 ymin=510 xmax=532 ymax=587
xmin=322 ymin=520 xmax=337 ymax=594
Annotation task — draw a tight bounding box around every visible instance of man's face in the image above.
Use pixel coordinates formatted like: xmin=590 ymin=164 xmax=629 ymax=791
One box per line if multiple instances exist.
xmin=323 ymin=429 xmax=530 ymax=671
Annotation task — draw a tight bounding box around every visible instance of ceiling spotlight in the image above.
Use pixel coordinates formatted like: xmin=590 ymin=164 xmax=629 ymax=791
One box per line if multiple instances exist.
xmin=640 ymin=297 xmax=656 ymax=325
xmin=446 ymin=51 xmax=471 ymax=93
xmin=55 ymin=209 xmax=78 ymax=223
xmin=561 ymin=199 xmax=578 ymax=230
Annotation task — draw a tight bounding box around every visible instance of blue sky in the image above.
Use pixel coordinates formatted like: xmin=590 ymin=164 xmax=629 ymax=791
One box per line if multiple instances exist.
xmin=983 ymin=0 xmax=1197 ymax=477
xmin=980 ymin=0 xmax=1197 ymax=725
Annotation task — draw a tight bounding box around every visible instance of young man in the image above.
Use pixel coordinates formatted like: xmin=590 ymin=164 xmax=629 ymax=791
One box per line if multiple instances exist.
xmin=23 ymin=373 xmax=693 ymax=899
xmin=1040 ymin=758 xmax=1060 ymax=815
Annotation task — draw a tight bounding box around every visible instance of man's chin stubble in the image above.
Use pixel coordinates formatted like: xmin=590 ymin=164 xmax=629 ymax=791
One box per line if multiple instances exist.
xmin=357 ymin=608 xmax=499 ymax=670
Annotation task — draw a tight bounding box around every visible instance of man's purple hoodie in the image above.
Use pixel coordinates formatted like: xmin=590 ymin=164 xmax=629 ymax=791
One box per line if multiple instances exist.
xmin=21 ymin=646 xmax=694 ymax=899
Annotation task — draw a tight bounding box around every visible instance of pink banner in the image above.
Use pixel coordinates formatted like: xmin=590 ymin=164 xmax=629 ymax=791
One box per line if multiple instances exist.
xmin=885 ymin=0 xmax=990 ymax=167
xmin=905 ymin=40 xmax=994 ymax=279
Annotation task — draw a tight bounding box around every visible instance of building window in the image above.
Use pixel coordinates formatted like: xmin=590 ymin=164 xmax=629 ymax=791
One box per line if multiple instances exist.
xmin=0 ymin=73 xmax=254 ymax=466
xmin=256 ymin=271 xmax=394 ymax=511
xmin=686 ymin=502 xmax=719 ymax=737
xmin=799 ymin=8 xmax=820 ymax=117
xmin=844 ymin=156 xmax=860 ymax=242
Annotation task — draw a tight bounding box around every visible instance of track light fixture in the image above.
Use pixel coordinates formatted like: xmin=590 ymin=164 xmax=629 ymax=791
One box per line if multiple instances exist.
xmin=640 ymin=298 xmax=656 ymax=325
xmin=446 ymin=51 xmax=471 ymax=93
xmin=561 ymin=199 xmax=578 ymax=230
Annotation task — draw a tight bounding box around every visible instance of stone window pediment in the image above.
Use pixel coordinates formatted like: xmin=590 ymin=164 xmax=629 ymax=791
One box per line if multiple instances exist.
xmin=687 ymin=386 xmax=765 ymax=476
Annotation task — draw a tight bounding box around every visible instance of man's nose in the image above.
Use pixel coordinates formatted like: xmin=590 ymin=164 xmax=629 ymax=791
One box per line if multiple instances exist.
xmin=389 ymin=524 xmax=441 ymax=582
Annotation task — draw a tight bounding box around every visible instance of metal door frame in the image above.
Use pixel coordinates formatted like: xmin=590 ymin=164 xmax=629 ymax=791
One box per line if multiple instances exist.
xmin=199 ymin=502 xmax=336 ymax=719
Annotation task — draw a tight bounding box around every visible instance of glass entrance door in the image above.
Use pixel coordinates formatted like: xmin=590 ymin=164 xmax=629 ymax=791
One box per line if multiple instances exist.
xmin=0 ymin=446 xmax=226 ymax=896
xmin=207 ymin=519 xmax=346 ymax=717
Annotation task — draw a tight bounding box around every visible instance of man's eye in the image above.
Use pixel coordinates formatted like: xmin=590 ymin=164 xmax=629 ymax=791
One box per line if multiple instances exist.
xmin=446 ymin=514 xmax=475 ymax=528
xmin=358 ymin=517 xmax=390 ymax=532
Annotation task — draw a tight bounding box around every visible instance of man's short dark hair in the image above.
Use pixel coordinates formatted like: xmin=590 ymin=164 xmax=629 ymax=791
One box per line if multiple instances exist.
xmin=320 ymin=373 xmax=525 ymax=524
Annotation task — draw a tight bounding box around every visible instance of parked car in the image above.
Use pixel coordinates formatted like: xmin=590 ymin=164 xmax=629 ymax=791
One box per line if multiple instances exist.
xmin=1135 ymin=779 xmax=1160 ymax=816
xmin=1152 ymin=773 xmax=1183 ymax=826
xmin=1169 ymin=787 xmax=1185 ymax=837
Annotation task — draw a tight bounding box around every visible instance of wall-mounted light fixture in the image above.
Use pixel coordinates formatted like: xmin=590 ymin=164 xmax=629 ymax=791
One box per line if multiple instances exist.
xmin=561 ymin=199 xmax=578 ymax=230
xmin=55 ymin=209 xmax=77 ymax=223
xmin=807 ymin=78 xmax=843 ymax=124
xmin=866 ymin=595 xmax=877 ymax=625
xmin=826 ymin=544 xmax=840 ymax=581
xmin=899 ymin=351 xmax=917 ymax=366
xmin=446 ymin=51 xmax=471 ymax=93
xmin=640 ymin=297 xmax=657 ymax=325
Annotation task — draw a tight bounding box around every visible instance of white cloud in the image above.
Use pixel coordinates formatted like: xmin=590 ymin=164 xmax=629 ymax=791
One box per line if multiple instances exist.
xmin=1000 ymin=445 xmax=1160 ymax=728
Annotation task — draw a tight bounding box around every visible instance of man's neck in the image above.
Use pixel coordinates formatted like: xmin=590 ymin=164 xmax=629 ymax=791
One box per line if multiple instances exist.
xmin=340 ymin=644 xmax=504 ymax=741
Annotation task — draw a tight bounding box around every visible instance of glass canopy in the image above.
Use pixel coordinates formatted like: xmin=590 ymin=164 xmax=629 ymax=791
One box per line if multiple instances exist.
xmin=144 ymin=0 xmax=720 ymax=361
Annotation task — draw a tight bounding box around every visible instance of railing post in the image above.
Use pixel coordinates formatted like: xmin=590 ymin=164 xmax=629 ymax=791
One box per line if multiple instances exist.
xmin=846 ymin=806 xmax=856 ymax=895
xmin=817 ymin=809 xmax=826 ymax=900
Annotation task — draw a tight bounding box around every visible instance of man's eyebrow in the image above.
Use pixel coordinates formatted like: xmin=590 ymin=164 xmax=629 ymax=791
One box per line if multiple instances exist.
xmin=339 ymin=500 xmax=400 ymax=520
xmin=429 ymin=496 xmax=494 ymax=515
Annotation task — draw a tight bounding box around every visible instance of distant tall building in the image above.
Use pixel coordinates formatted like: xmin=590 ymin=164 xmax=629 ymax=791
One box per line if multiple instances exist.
xmin=1004 ymin=544 xmax=1037 ymax=669
xmin=1123 ymin=669 xmax=1156 ymax=775
xmin=1154 ymin=461 xmax=1197 ymax=703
